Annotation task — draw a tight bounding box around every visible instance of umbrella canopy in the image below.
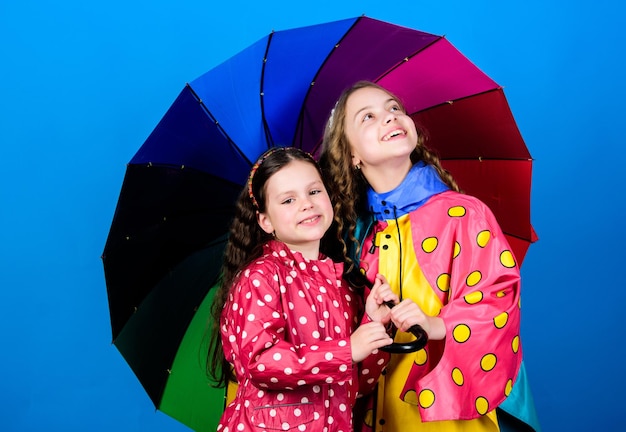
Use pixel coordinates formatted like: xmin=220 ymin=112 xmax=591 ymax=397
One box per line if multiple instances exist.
xmin=102 ymin=15 xmax=536 ymax=431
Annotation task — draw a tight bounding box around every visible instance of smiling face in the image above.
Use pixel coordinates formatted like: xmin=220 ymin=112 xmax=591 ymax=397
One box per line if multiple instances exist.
xmin=257 ymin=159 xmax=333 ymax=260
xmin=344 ymin=86 xmax=417 ymax=171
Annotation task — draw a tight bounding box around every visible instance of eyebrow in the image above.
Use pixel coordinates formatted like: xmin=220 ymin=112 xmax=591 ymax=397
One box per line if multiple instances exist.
xmin=353 ymin=97 xmax=397 ymax=121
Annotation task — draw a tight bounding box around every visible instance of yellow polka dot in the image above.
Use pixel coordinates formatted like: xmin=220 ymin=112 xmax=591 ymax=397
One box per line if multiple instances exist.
xmin=477 ymin=230 xmax=491 ymax=248
xmin=452 ymin=368 xmax=464 ymax=386
xmin=364 ymin=409 xmax=374 ymax=428
xmin=466 ymin=271 xmax=482 ymax=287
xmin=505 ymin=379 xmax=513 ymax=397
xmin=480 ymin=353 xmax=497 ymax=371
xmin=453 ymin=241 xmax=461 ymax=258
xmin=464 ymin=291 xmax=483 ymax=305
xmin=494 ymin=312 xmax=509 ymax=329
xmin=414 ymin=349 xmax=428 ymax=366
xmin=512 ymin=335 xmax=520 ymax=353
xmin=518 ymin=297 xmax=522 ymax=309
xmin=500 ymin=250 xmax=516 ymax=268
xmin=418 ymin=389 xmax=435 ymax=408
xmin=448 ymin=206 xmax=466 ymax=217
xmin=496 ymin=290 xmax=506 ymax=298
xmin=404 ymin=390 xmax=419 ymax=405
xmin=453 ymin=324 xmax=471 ymax=343
xmin=475 ymin=397 xmax=489 ymax=415
xmin=436 ymin=273 xmax=450 ymax=292
xmin=422 ymin=237 xmax=438 ymax=253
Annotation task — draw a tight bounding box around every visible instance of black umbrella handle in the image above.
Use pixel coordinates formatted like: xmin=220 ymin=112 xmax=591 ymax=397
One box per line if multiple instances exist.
xmin=344 ymin=267 xmax=428 ymax=354
xmin=379 ymin=300 xmax=428 ymax=354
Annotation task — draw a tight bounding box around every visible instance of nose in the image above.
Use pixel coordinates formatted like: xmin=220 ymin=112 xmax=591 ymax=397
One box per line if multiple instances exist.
xmin=384 ymin=111 xmax=397 ymax=124
xmin=300 ymin=195 xmax=314 ymax=210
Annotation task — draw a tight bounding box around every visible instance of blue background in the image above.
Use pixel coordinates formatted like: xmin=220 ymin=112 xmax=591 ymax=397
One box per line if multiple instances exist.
xmin=1 ymin=1 xmax=623 ymax=431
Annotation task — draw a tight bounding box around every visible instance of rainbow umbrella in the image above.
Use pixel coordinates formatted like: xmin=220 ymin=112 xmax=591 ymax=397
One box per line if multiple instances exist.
xmin=102 ymin=15 xmax=536 ymax=431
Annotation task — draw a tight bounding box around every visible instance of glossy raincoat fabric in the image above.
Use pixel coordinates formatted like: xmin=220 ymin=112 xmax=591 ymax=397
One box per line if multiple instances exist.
xmin=218 ymin=240 xmax=389 ymax=432
xmin=356 ymin=164 xmax=528 ymax=431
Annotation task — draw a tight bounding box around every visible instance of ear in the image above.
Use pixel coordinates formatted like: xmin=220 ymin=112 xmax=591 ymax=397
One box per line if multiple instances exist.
xmin=351 ymin=154 xmax=361 ymax=168
xmin=257 ymin=212 xmax=274 ymax=234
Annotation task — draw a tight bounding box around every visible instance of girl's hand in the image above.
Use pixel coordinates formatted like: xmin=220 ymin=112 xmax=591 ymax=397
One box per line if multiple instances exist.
xmin=350 ymin=321 xmax=393 ymax=363
xmin=365 ymin=274 xmax=399 ymax=324
xmin=389 ymin=299 xmax=446 ymax=341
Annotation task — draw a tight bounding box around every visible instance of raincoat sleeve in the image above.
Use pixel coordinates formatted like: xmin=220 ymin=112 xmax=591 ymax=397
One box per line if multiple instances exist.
xmin=410 ymin=192 xmax=523 ymax=421
xmin=223 ymin=267 xmax=355 ymax=391
xmin=355 ymin=291 xmax=391 ymax=397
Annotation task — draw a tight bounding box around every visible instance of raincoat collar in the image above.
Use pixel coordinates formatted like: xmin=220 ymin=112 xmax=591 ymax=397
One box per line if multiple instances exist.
xmin=367 ymin=162 xmax=449 ymax=221
xmin=264 ymin=240 xmax=344 ymax=278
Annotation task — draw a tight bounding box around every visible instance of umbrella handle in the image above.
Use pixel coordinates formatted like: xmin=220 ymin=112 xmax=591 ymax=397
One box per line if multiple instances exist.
xmin=344 ymin=267 xmax=428 ymax=354
xmin=379 ymin=300 xmax=428 ymax=354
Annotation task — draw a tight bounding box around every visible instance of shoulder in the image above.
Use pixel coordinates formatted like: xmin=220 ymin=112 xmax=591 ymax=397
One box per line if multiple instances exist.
xmin=426 ymin=191 xmax=496 ymax=219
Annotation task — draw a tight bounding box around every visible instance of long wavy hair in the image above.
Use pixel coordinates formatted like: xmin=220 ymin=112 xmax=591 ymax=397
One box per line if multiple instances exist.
xmin=318 ymin=80 xmax=461 ymax=271
xmin=206 ymin=147 xmax=343 ymax=387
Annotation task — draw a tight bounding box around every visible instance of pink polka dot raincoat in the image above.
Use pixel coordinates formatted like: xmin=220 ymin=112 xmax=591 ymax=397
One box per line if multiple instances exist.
xmin=218 ymin=240 xmax=389 ymax=432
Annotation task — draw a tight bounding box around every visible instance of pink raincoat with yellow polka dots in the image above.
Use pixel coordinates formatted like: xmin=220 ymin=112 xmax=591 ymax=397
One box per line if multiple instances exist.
xmin=218 ymin=240 xmax=389 ymax=432
xmin=359 ymin=188 xmax=524 ymax=431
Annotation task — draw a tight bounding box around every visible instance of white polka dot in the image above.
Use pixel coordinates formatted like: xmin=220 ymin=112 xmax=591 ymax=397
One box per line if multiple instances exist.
xmin=299 ymin=316 xmax=307 ymax=325
xmin=377 ymin=358 xmax=385 ymax=365
xmin=311 ymin=304 xmax=317 ymax=312
xmin=229 ymin=335 xmax=236 ymax=342
xmin=299 ymin=262 xmax=306 ymax=270
xmin=272 ymin=311 xmax=280 ymax=318
xmin=273 ymin=353 xmax=282 ymax=361
xmin=257 ymin=300 xmax=265 ymax=306
xmin=312 ymin=330 xmax=320 ymax=338
xmin=232 ymin=303 xmax=239 ymax=311
xmin=367 ymin=378 xmax=375 ymax=384
xmin=328 ymin=416 xmax=334 ymax=424
xmin=312 ymin=367 xmax=320 ymax=374
xmin=297 ymin=379 xmax=306 ymax=385
xmin=245 ymin=292 xmax=252 ymax=299
xmin=312 ymin=265 xmax=319 ymax=272
xmin=326 ymin=377 xmax=333 ymax=383
xmin=320 ymin=287 xmax=327 ymax=293
xmin=289 ymin=302 xmax=295 ymax=310
xmin=339 ymin=403 xmax=347 ymax=412
xmin=323 ymin=311 xmax=330 ymax=318
xmin=270 ymin=409 xmax=277 ymax=417
xmin=237 ymin=423 xmax=244 ymax=431
xmin=286 ymin=276 xmax=293 ymax=283
xmin=264 ymin=294 xmax=273 ymax=302
xmin=339 ymin=364 xmax=348 ymax=372
xmin=284 ymin=367 xmax=292 ymax=375
xmin=334 ymin=326 xmax=341 ymax=333
xmin=362 ymin=368 xmax=370 ymax=375
xmin=257 ymin=390 xmax=264 ymax=397
xmin=298 ymin=290 xmax=305 ymax=298
xmin=338 ymin=340 xmax=347 ymax=347
xmin=325 ymin=352 xmax=333 ymax=360
xmin=271 ymin=377 xmax=279 ymax=383
xmin=252 ymin=279 xmax=261 ymax=287
xmin=282 ymin=422 xmax=290 ymax=430
xmin=247 ymin=314 xmax=255 ymax=321
xmin=294 ymin=408 xmax=302 ymax=416
xmin=258 ymin=364 xmax=265 ymax=371
xmin=241 ymin=331 xmax=247 ymax=339
xmin=310 ymin=345 xmax=319 ymax=350
xmin=313 ymin=385 xmax=321 ymax=393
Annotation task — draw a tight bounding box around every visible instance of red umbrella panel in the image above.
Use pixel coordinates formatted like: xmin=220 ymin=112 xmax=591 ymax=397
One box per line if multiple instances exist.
xmin=102 ymin=15 xmax=537 ymax=431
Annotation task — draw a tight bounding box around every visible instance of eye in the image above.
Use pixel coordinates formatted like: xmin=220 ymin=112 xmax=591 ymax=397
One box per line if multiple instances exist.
xmin=310 ymin=189 xmax=322 ymax=196
xmin=362 ymin=113 xmax=373 ymax=122
xmin=390 ymin=104 xmax=401 ymax=113
xmin=281 ymin=198 xmax=294 ymax=205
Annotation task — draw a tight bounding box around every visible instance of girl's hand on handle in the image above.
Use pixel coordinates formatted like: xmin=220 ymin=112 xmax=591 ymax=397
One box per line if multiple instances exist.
xmin=365 ymin=274 xmax=399 ymax=325
xmin=390 ymin=299 xmax=446 ymax=341
xmin=350 ymin=321 xmax=393 ymax=363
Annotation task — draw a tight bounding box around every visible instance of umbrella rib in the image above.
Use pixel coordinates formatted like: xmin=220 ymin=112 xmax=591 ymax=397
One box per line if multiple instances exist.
xmin=185 ymin=83 xmax=255 ymax=166
xmin=407 ymin=87 xmax=504 ymax=117
xmin=376 ymin=34 xmax=444 ymax=83
xmin=292 ymin=16 xmax=365 ymax=150
xmin=260 ymin=30 xmax=275 ymax=150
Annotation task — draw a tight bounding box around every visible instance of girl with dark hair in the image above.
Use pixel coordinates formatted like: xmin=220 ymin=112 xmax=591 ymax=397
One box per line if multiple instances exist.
xmin=208 ymin=147 xmax=397 ymax=432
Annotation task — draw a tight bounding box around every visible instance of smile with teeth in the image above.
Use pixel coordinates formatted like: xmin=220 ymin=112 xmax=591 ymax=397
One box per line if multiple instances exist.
xmin=299 ymin=215 xmax=320 ymax=224
xmin=382 ymin=129 xmax=406 ymax=141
